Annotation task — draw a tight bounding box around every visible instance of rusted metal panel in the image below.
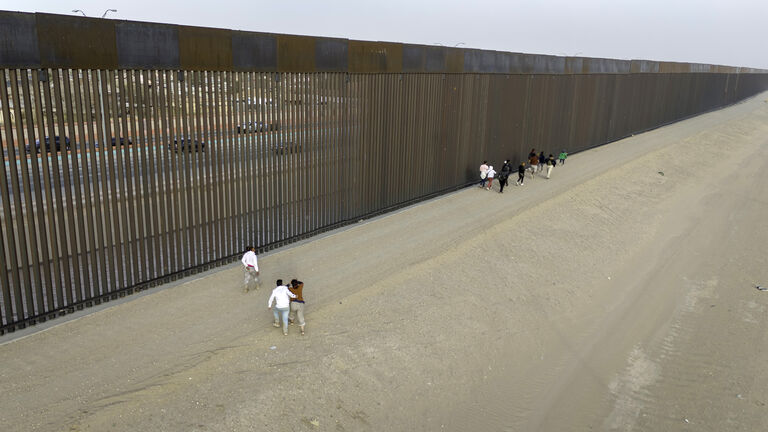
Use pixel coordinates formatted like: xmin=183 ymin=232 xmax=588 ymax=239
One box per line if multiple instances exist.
xmin=424 ymin=46 xmax=446 ymax=72
xmin=0 ymin=11 xmax=40 ymax=68
xmin=233 ymin=31 xmax=276 ymax=71
xmin=315 ymin=38 xmax=348 ymax=71
xmin=464 ymin=50 xmax=512 ymax=73
xmin=658 ymin=62 xmax=690 ymax=73
xmin=178 ymin=26 xmax=233 ymax=71
xmin=444 ymin=47 xmax=464 ymax=73
xmin=402 ymin=45 xmax=425 ymax=72
xmin=116 ymin=21 xmax=180 ymax=69
xmin=277 ymin=35 xmax=315 ymax=72
xmin=36 ymin=13 xmax=118 ymax=69
xmin=564 ymin=57 xmax=585 ymax=74
xmin=630 ymin=60 xmax=660 ymax=73
xmin=583 ymin=58 xmax=631 ymax=74
xmin=349 ymin=41 xmax=403 ymax=73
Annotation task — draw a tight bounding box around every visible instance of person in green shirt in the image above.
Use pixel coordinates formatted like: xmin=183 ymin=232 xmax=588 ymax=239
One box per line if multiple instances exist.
xmin=558 ymin=150 xmax=568 ymax=165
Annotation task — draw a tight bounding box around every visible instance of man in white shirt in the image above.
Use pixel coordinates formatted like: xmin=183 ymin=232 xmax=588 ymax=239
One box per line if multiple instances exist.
xmin=268 ymin=279 xmax=297 ymax=335
xmin=479 ymin=161 xmax=489 ymax=188
xmin=241 ymin=246 xmax=260 ymax=293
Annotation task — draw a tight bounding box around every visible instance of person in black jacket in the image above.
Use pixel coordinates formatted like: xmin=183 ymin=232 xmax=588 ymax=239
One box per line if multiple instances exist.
xmin=498 ymin=160 xmax=511 ymax=193
xmin=516 ymin=162 xmax=526 ymax=186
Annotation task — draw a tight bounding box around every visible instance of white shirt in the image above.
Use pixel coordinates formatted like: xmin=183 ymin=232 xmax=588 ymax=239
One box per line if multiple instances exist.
xmin=241 ymin=250 xmax=258 ymax=271
xmin=486 ymin=168 xmax=496 ymax=178
xmin=479 ymin=164 xmax=488 ymax=175
xmin=268 ymin=285 xmax=296 ymax=309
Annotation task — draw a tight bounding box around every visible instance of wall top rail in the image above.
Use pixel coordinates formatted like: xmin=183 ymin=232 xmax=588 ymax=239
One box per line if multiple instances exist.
xmin=0 ymin=10 xmax=765 ymax=74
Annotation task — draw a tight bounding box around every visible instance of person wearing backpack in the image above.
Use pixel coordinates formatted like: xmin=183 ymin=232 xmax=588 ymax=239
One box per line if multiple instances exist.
xmin=546 ymin=154 xmax=556 ymax=179
xmin=498 ymin=161 xmax=511 ymax=193
xmin=528 ymin=154 xmax=539 ymax=178
xmin=485 ymin=165 xmax=496 ymax=190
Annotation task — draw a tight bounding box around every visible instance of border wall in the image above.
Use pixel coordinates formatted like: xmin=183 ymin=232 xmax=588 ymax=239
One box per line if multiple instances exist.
xmin=1 ymin=11 xmax=767 ymax=333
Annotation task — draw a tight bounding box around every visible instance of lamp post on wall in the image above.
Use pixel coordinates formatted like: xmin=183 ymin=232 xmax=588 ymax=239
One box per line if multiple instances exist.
xmin=71 ymin=9 xmax=86 ymax=16
xmin=101 ymin=9 xmax=118 ymax=18
xmin=454 ymin=42 xmax=466 ymax=47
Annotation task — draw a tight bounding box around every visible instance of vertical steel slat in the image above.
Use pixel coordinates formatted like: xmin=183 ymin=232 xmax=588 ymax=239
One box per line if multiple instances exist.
xmin=55 ymin=69 xmax=86 ymax=304
xmin=359 ymin=74 xmax=370 ymax=214
xmin=270 ymin=73 xmax=280 ymax=246
xmin=165 ymin=70 xmax=181 ymax=273
xmin=0 ymin=70 xmax=23 ymax=322
xmin=40 ymin=68 xmax=67 ymax=307
xmin=331 ymin=74 xmax=341 ymax=224
xmin=272 ymin=73 xmax=281 ymax=244
xmin=290 ymin=73 xmax=299 ymax=238
xmin=417 ymin=74 xmax=428 ymax=196
xmin=129 ymin=69 xmax=150 ymax=283
xmin=287 ymin=73 xmax=296 ymax=239
xmin=238 ymin=72 xmax=249 ymax=248
xmin=278 ymin=73 xmax=288 ymax=243
xmin=7 ymin=70 xmax=36 ymax=316
xmin=178 ymin=70 xmax=193 ymax=269
xmin=147 ymin=70 xmax=167 ymax=276
xmin=200 ymin=71 xmax=215 ymax=261
xmin=62 ymin=69 xmax=91 ymax=302
xmin=352 ymin=74 xmax=363 ymax=218
xmin=254 ymin=73 xmax=266 ymax=247
xmin=172 ymin=71 xmax=188 ymax=271
xmin=192 ymin=71 xmax=206 ymax=266
xmin=255 ymin=72 xmax=267 ymax=248
xmin=359 ymin=74 xmax=369 ymax=214
xmin=386 ymin=74 xmax=396 ymax=205
xmin=92 ymin=70 xmax=118 ymax=292
xmin=156 ymin=69 xmax=171 ymax=274
xmin=50 ymin=69 xmax=80 ymax=305
xmin=220 ymin=71 xmax=231 ymax=257
xmin=307 ymin=73 xmax=318 ymax=233
xmin=81 ymin=70 xmax=108 ymax=296
xmin=234 ymin=72 xmax=245 ymax=251
xmin=429 ymin=74 xmax=442 ymax=194
xmin=213 ymin=71 xmax=226 ymax=259
xmin=225 ymin=71 xmax=237 ymax=255
xmin=404 ymin=74 xmax=417 ymax=200
xmin=247 ymin=72 xmax=258 ymax=247
xmin=157 ymin=70 xmax=172 ymax=272
xmin=296 ymin=73 xmax=304 ymax=235
xmin=115 ymin=70 xmax=138 ymax=287
xmin=101 ymin=70 xmax=124 ymax=291
xmin=0 ymin=213 xmax=8 ymax=325
xmin=339 ymin=73 xmax=349 ymax=221
xmin=374 ymin=74 xmax=385 ymax=211
xmin=18 ymin=71 xmax=45 ymax=314
xmin=184 ymin=70 xmax=198 ymax=267
xmin=320 ymin=73 xmax=329 ymax=226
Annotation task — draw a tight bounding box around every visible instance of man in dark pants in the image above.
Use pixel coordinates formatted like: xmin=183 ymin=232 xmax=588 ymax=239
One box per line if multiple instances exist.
xmin=516 ymin=161 xmax=526 ymax=186
xmin=499 ymin=160 xmax=511 ymax=193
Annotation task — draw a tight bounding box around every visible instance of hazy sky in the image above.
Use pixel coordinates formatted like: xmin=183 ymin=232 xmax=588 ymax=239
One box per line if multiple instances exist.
xmin=5 ymin=0 xmax=768 ymax=69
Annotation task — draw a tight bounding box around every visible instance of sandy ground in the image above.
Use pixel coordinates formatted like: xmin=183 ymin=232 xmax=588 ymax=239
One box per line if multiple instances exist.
xmin=2 ymin=92 xmax=768 ymax=432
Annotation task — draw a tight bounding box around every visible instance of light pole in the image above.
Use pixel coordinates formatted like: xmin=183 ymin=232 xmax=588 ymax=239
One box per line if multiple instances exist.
xmin=72 ymin=9 xmax=86 ymax=16
xmin=454 ymin=42 xmax=466 ymax=47
xmin=101 ymin=9 xmax=117 ymax=18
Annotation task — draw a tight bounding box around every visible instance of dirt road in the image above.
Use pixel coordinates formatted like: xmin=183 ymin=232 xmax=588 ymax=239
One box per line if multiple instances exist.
xmin=1 ymin=93 xmax=768 ymax=431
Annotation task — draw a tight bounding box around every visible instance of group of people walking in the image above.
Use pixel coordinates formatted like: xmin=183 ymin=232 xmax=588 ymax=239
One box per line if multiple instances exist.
xmin=241 ymin=247 xmax=308 ymax=336
xmin=479 ymin=149 xmax=567 ymax=193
